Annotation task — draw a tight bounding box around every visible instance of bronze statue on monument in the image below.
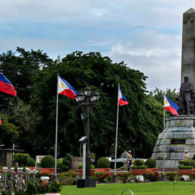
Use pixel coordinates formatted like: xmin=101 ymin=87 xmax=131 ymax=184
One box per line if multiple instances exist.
xmin=179 ymin=76 xmax=193 ymax=115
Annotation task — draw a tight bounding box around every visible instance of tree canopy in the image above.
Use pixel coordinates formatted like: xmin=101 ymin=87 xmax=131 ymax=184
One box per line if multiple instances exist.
xmin=0 ymin=48 xmax=164 ymax=158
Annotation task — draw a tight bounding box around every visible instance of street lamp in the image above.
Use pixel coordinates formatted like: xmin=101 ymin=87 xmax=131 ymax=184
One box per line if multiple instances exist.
xmin=75 ymin=87 xmax=100 ymax=187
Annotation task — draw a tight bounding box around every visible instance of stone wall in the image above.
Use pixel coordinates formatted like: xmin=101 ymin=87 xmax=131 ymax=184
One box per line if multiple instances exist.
xmin=71 ymin=157 xmax=82 ymax=170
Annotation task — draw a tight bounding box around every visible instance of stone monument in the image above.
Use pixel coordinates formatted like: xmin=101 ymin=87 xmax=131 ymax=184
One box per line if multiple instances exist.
xmin=152 ymin=8 xmax=195 ymax=168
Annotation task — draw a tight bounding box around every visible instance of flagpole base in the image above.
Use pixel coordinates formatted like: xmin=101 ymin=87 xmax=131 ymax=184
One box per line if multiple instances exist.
xmin=77 ymin=178 xmax=96 ymax=188
xmin=110 ymin=175 xmax=119 ymax=183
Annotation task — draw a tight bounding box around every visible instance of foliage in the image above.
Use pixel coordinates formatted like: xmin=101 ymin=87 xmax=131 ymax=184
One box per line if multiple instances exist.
xmin=26 ymin=182 xmax=38 ymax=195
xmin=132 ymin=165 xmax=147 ymax=169
xmin=0 ymin=49 xmax=163 ymax=158
xmin=134 ymin=159 xmax=144 ymax=166
xmin=149 ymin=88 xmax=179 ymax=105
xmin=92 ymin=172 xmax=113 ymax=183
xmin=117 ymin=172 xmax=133 ymax=183
xmin=178 ymin=165 xmax=193 ymax=169
xmin=13 ymin=153 xmax=32 ymax=166
xmin=0 ymin=113 xmax=19 ymax=146
xmin=145 ymin=158 xmax=156 ymax=168
xmin=179 ymin=159 xmax=195 ymax=167
xmin=78 ymin=164 xmax=95 ymax=169
xmin=62 ymin=153 xmax=72 ymax=171
xmin=25 ymin=181 xmax=61 ymax=194
xmin=59 ymin=170 xmax=80 ymax=185
xmin=58 ymin=153 xmax=72 ymax=172
xmin=27 ymin=157 xmax=35 ymax=166
xmin=97 ymin=157 xmax=110 ymax=168
xmin=165 ymin=172 xmax=179 ymax=181
xmin=41 ymin=155 xmax=55 ymax=168
xmin=192 ymin=154 xmax=195 ymax=161
xmin=144 ymin=172 xmax=161 ymax=181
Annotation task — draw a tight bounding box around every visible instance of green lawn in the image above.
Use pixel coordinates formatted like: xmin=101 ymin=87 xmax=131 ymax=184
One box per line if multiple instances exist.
xmin=59 ymin=182 xmax=195 ymax=195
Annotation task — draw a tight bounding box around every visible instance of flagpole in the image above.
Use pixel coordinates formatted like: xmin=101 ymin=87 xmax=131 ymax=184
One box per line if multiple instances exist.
xmin=54 ymin=73 xmax=59 ymax=178
xmin=162 ymin=93 xmax=165 ymax=179
xmin=163 ymin=94 xmax=165 ymax=130
xmin=114 ymin=83 xmax=120 ymax=179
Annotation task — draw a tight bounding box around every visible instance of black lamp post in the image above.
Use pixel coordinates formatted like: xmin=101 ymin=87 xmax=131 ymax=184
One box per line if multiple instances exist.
xmin=76 ymin=87 xmax=100 ymax=187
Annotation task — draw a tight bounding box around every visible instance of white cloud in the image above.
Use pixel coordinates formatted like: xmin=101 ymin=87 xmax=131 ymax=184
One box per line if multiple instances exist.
xmin=0 ymin=0 xmax=195 ymax=90
xmin=106 ymin=31 xmax=181 ymax=90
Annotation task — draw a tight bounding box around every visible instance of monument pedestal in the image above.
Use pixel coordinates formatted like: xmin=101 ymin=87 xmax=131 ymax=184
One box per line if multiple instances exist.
xmin=152 ymin=115 xmax=195 ymax=168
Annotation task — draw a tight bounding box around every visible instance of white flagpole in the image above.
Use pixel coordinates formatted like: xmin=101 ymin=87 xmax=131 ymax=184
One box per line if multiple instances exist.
xmin=54 ymin=73 xmax=59 ymax=178
xmin=163 ymin=93 xmax=165 ymax=178
xmin=114 ymin=83 xmax=120 ymax=177
xmin=163 ymin=94 xmax=165 ymax=130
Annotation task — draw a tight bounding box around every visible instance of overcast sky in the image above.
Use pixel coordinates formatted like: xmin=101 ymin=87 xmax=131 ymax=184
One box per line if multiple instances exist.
xmin=0 ymin=0 xmax=194 ymax=91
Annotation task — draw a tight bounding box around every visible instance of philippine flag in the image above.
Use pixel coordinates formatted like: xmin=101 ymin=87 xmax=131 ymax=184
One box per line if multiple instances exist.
xmin=118 ymin=87 xmax=129 ymax=106
xmin=164 ymin=95 xmax=179 ymax=116
xmin=0 ymin=73 xmax=17 ymax=96
xmin=0 ymin=117 xmax=2 ymax=125
xmin=58 ymin=76 xmax=78 ymax=99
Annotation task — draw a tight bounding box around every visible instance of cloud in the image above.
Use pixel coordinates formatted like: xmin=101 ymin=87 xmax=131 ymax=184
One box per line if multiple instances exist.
xmin=106 ymin=30 xmax=181 ymax=90
xmin=0 ymin=0 xmax=194 ymax=90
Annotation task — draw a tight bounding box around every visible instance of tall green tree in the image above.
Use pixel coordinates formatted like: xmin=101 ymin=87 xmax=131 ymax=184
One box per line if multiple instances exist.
xmin=31 ymin=51 xmax=162 ymax=158
xmin=0 ymin=49 xmax=164 ymax=158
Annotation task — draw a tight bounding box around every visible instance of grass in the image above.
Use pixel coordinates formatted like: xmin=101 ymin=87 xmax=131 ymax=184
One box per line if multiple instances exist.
xmin=58 ymin=182 xmax=195 ymax=195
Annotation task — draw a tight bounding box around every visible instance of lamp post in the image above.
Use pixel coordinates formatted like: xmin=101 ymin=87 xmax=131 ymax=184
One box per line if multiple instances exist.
xmin=76 ymin=87 xmax=99 ymax=187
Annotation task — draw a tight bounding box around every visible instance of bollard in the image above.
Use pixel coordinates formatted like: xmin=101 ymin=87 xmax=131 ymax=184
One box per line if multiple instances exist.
xmin=40 ymin=176 xmax=50 ymax=186
xmin=25 ymin=168 xmax=30 ymax=184
xmin=2 ymin=167 xmax=8 ymax=190
xmin=32 ymin=169 xmax=37 ymax=184
xmin=10 ymin=167 xmax=15 ymax=193
xmin=17 ymin=167 xmax=23 ymax=190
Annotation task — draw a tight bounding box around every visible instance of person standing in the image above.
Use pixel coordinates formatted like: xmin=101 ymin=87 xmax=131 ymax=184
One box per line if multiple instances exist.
xmin=184 ymin=151 xmax=190 ymax=160
xmin=126 ymin=150 xmax=133 ymax=171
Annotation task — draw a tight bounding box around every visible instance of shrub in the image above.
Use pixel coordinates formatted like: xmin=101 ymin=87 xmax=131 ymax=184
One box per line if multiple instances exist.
xmin=41 ymin=155 xmax=55 ymax=168
xmin=97 ymin=157 xmax=110 ymax=168
xmin=27 ymin=157 xmax=35 ymax=166
xmin=117 ymin=172 xmax=132 ymax=183
xmin=144 ymin=172 xmax=161 ymax=181
xmin=178 ymin=165 xmax=193 ymax=169
xmin=134 ymin=159 xmax=144 ymax=166
xmin=78 ymin=164 xmax=95 ymax=169
xmin=132 ymin=165 xmax=147 ymax=169
xmin=179 ymin=159 xmax=195 ymax=167
xmin=166 ymin=172 xmax=179 ymax=181
xmin=93 ymin=172 xmax=112 ymax=183
xmin=61 ymin=153 xmax=72 ymax=172
xmin=26 ymin=182 xmax=38 ymax=194
xmin=14 ymin=153 xmax=32 ymax=166
xmin=145 ymin=158 xmax=156 ymax=168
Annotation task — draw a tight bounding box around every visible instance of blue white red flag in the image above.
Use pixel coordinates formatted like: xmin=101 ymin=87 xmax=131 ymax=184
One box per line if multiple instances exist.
xmin=0 ymin=117 xmax=2 ymax=125
xmin=164 ymin=95 xmax=179 ymax=116
xmin=118 ymin=87 xmax=129 ymax=106
xmin=0 ymin=73 xmax=17 ymax=96
xmin=58 ymin=76 xmax=78 ymax=99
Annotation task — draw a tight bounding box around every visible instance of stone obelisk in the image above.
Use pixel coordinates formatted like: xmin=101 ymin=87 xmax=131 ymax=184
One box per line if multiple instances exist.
xmin=181 ymin=8 xmax=195 ymax=113
xmin=181 ymin=8 xmax=195 ymax=84
xmin=152 ymin=8 xmax=195 ymax=169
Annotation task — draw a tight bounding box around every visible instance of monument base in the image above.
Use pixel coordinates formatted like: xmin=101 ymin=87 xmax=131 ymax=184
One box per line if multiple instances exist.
xmin=77 ymin=178 xmax=96 ymax=188
xmin=152 ymin=115 xmax=195 ymax=168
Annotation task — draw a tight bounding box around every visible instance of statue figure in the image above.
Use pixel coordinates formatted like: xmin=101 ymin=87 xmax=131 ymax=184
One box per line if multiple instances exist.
xmin=179 ymin=76 xmax=193 ymax=115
